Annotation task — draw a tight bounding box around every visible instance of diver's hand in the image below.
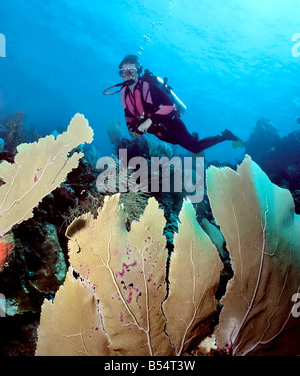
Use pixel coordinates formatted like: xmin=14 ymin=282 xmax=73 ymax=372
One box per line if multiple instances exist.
xmin=128 ymin=128 xmax=142 ymax=138
xmin=138 ymin=118 xmax=152 ymax=134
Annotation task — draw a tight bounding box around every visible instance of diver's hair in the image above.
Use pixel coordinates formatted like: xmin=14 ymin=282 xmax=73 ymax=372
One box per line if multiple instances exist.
xmin=119 ymin=54 xmax=143 ymax=75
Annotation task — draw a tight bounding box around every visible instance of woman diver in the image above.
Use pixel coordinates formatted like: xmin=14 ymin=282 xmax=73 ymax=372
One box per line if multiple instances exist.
xmin=119 ymin=54 xmax=238 ymax=154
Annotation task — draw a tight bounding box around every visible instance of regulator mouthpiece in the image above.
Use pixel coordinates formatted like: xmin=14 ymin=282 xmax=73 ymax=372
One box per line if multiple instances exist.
xmin=103 ymin=79 xmax=135 ymax=95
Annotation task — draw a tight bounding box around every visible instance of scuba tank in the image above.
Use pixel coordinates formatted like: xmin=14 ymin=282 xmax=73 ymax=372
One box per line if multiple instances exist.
xmin=142 ymin=69 xmax=187 ymax=117
xmin=156 ymin=76 xmax=187 ymax=117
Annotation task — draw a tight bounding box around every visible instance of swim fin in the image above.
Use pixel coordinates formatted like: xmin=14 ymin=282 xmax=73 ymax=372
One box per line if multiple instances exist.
xmin=231 ymin=137 xmax=247 ymax=149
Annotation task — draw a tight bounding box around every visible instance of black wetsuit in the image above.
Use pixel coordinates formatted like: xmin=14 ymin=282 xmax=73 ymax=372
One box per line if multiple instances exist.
xmin=121 ymin=76 xmax=225 ymax=154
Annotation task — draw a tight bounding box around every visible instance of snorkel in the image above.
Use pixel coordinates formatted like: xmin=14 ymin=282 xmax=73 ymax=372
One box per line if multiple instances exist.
xmin=103 ymin=78 xmax=135 ymax=95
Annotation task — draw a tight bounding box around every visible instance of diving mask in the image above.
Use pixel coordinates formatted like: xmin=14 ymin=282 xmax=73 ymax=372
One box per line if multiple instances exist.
xmin=119 ymin=67 xmax=138 ymax=78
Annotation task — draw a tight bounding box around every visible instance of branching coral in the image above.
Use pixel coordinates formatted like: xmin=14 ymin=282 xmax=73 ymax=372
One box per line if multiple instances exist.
xmin=147 ymin=137 xmax=174 ymax=159
xmin=97 ymin=153 xmax=150 ymax=222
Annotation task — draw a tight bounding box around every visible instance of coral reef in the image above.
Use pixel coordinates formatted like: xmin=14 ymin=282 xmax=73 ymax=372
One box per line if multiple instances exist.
xmin=0 ymin=222 xmax=67 ymax=316
xmin=1 ymin=112 xmax=300 ymax=356
xmin=0 ymin=232 xmax=14 ymax=272
xmin=35 ymin=156 xmax=300 ymax=356
xmin=0 ymin=113 xmax=95 ymax=355
xmin=107 ymin=120 xmax=124 ymax=147
xmin=246 ymin=117 xmax=300 ymax=203
xmin=36 ymin=195 xmax=222 ymax=356
xmin=0 ymin=111 xmax=24 ymax=153
xmin=100 ymin=131 xmax=186 ymax=243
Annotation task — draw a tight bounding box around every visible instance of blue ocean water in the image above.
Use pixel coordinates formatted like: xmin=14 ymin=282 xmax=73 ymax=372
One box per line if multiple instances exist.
xmin=1 ymin=0 xmax=300 ymax=161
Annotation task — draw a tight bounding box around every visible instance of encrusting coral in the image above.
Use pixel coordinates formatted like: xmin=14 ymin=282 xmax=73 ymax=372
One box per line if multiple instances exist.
xmin=0 ymin=231 xmax=14 ymax=272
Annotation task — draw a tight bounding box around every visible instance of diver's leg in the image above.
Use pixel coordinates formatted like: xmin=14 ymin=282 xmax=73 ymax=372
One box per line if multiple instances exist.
xmin=190 ymin=129 xmax=238 ymax=153
xmin=165 ymin=118 xmax=237 ymax=153
xmin=151 ymin=117 xmax=238 ymax=154
xmin=151 ymin=117 xmax=199 ymax=150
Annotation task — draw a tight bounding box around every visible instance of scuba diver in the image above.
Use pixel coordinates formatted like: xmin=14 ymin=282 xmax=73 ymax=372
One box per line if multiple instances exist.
xmin=106 ymin=54 xmax=239 ymax=154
